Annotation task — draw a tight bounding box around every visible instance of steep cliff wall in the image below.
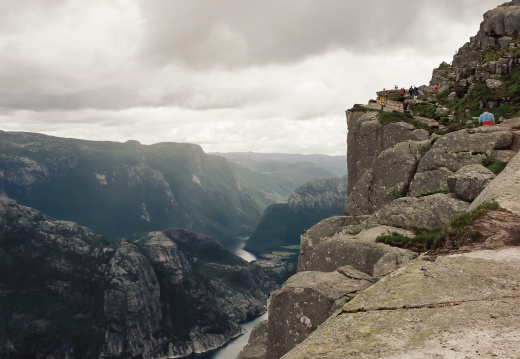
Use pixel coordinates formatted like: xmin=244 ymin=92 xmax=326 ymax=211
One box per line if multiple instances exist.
xmin=0 ymin=196 xmax=275 ymax=358
xmin=239 ymin=2 xmax=520 ymax=358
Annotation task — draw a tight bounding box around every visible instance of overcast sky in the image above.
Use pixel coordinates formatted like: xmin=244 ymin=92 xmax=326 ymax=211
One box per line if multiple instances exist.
xmin=0 ymin=0 xmax=506 ymax=155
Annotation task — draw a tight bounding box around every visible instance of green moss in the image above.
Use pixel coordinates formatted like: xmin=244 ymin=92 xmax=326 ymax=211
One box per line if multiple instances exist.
xmin=387 ymin=187 xmax=402 ymax=200
xmin=482 ymin=158 xmax=508 ymax=175
xmin=482 ymin=44 xmax=501 ymax=63
xmin=446 ymin=202 xmax=499 ymax=238
xmin=378 ymin=110 xmax=436 ymax=134
xmin=410 ymin=103 xmax=438 ymax=119
xmin=437 ymin=61 xmax=452 ymax=71
xmin=376 ymin=202 xmax=499 ymax=253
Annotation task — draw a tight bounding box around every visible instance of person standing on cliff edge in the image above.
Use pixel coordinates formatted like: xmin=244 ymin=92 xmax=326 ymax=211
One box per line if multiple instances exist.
xmin=479 ymin=108 xmax=495 ymax=126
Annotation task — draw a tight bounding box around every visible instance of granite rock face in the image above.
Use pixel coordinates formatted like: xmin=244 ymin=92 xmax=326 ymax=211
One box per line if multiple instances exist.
xmin=0 ymin=197 xmax=274 ymax=359
xmin=344 ymin=139 xmax=430 ymax=216
xmin=416 ymin=128 xmax=513 ymax=172
xmin=288 ymin=176 xmax=347 ymax=215
xmin=408 ymin=167 xmax=453 ymax=197
xmin=365 ymin=193 xmax=470 ymax=230
xmin=447 ymin=164 xmax=496 ymax=202
xmin=345 ymin=111 xmax=429 ymax=198
xmin=298 ymin=225 xmax=417 ymax=276
xmin=470 ymin=151 xmax=520 ymax=215
xmin=236 ymin=321 xmax=268 ymax=359
xmin=282 ymin=248 xmax=520 ymax=359
xmin=267 ymin=268 xmax=373 ymax=359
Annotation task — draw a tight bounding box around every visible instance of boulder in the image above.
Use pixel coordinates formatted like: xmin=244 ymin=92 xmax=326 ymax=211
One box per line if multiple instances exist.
xmin=408 ymin=167 xmax=453 ymax=197
xmin=344 ymin=139 xmax=431 ymax=216
xmin=297 ymin=225 xmax=417 ymax=276
xmin=447 ymin=91 xmax=459 ymax=101
xmin=470 ymin=151 xmax=520 ymax=215
xmin=266 ymin=268 xmax=373 ymax=359
xmin=499 ymin=36 xmax=513 ymax=47
xmin=365 ymin=193 xmax=470 ymax=230
xmin=486 ymin=78 xmax=505 ymax=89
xmin=417 ymin=128 xmax=513 ymax=172
xmin=282 ymin=248 xmax=520 ymax=359
xmin=447 ymin=164 xmax=496 ymax=202
xmin=435 ymin=106 xmax=450 ymax=115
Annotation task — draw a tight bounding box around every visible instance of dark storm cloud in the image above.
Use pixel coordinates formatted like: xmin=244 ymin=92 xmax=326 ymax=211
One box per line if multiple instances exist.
xmin=137 ymin=0 xmax=503 ymax=68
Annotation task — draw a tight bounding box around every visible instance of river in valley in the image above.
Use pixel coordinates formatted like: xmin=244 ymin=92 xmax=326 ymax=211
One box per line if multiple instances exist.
xmin=189 ymin=236 xmax=265 ymax=359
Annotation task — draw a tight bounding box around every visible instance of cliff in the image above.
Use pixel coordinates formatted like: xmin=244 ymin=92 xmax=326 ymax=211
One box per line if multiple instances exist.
xmin=238 ymin=1 xmax=520 ymax=358
xmin=245 ymin=176 xmax=348 ymax=256
xmin=0 ymin=196 xmax=276 ymax=358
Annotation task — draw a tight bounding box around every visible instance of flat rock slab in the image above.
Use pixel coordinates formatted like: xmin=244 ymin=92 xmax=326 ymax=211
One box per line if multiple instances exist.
xmin=365 ymin=193 xmax=469 ymax=231
xmin=298 ymin=226 xmax=417 ymax=276
xmin=281 ymin=248 xmax=520 ymax=359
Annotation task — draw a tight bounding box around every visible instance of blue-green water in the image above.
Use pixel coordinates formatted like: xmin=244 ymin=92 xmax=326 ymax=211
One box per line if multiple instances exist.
xmin=186 ymin=237 xmax=264 ymax=359
xmin=188 ymin=313 xmax=268 ymax=359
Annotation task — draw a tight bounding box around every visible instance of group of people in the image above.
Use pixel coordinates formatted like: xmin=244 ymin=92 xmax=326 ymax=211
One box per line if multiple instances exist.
xmin=378 ymin=85 xmax=496 ymax=126
xmin=378 ymin=85 xmax=419 ymax=111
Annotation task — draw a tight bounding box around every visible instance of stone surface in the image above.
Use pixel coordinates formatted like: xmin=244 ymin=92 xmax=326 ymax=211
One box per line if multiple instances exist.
xmin=298 ymin=225 xmax=417 ymax=276
xmin=236 ymin=321 xmax=268 ymax=359
xmin=408 ymin=167 xmax=453 ymax=197
xmin=267 ymin=269 xmax=373 ymax=359
xmin=102 ymin=242 xmax=162 ymax=359
xmin=346 ymin=111 xmax=430 ymax=198
xmin=282 ymin=248 xmax=520 ymax=359
xmin=486 ymin=78 xmax=505 ymax=89
xmin=417 ymin=128 xmax=513 ymax=172
xmin=0 ymin=197 xmax=275 ymax=358
xmin=288 ymin=177 xmax=347 ymax=215
xmin=490 ymin=149 xmax=517 ymax=162
xmin=447 ymin=91 xmax=458 ymax=101
xmin=365 ymin=193 xmax=470 ymax=230
xmin=470 ymin=151 xmax=520 ymax=215
xmin=447 ymin=164 xmax=496 ymax=202
xmin=344 ymin=139 xmax=431 ymax=216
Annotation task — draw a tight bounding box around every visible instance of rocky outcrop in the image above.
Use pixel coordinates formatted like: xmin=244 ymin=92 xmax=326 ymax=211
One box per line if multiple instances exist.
xmin=236 ymin=321 xmax=268 ymax=359
xmin=345 ymin=111 xmax=430 ymax=198
xmin=364 ymin=193 xmax=470 ymax=230
xmin=470 ymin=150 xmax=520 ymax=215
xmin=0 ymin=196 xmax=274 ymax=359
xmin=408 ymin=167 xmax=453 ymax=197
xmin=267 ymin=268 xmax=373 ymax=358
xmin=265 ymin=3 xmax=520 ymax=359
xmin=282 ymin=248 xmax=520 ymax=359
xmin=344 ymin=138 xmax=431 ymax=216
xmin=447 ymin=164 xmax=496 ymax=202
xmin=287 ymin=176 xmax=347 ymax=215
xmin=432 ymin=0 xmax=520 ymax=88
xmin=298 ymin=225 xmax=417 ymax=277
xmin=101 ymin=241 xmax=162 ymax=358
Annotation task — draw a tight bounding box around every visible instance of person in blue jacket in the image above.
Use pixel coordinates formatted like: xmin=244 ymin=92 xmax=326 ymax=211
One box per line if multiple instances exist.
xmin=478 ymin=108 xmax=495 ymax=126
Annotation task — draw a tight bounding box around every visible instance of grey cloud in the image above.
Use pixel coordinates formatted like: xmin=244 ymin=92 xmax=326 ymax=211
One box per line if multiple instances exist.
xmin=137 ymin=0 xmax=504 ymax=68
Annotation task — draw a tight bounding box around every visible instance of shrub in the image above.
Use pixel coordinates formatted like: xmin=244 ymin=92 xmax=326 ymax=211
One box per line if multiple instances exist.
xmin=376 ymin=202 xmax=499 ymax=253
xmin=387 ymin=187 xmax=402 ymax=200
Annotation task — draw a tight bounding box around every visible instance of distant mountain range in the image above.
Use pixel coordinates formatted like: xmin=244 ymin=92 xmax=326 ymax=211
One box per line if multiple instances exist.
xmin=213 ymin=152 xmax=347 ymax=177
xmin=0 ymin=131 xmax=339 ymax=243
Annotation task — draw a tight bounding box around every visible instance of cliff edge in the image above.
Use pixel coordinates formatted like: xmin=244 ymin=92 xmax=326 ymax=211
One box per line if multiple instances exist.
xmin=238 ymin=1 xmax=520 ymax=358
